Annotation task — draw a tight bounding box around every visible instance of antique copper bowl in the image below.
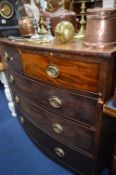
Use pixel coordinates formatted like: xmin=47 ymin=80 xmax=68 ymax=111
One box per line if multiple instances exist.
xmin=83 ymin=8 xmax=116 ymax=48
xmin=18 ymin=17 xmax=35 ymax=37
xmin=51 ymin=8 xmax=77 ymax=35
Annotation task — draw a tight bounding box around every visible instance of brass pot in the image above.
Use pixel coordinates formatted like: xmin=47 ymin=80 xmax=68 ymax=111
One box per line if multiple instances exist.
xmin=55 ymin=21 xmax=75 ymax=43
xmin=18 ymin=17 xmax=35 ymax=37
xmin=83 ymin=8 xmax=116 ymax=48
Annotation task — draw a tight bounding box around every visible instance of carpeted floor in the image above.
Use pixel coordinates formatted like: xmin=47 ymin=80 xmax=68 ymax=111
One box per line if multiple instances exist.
xmin=0 ymin=83 xmax=73 ymax=175
xmin=0 ymin=83 xmax=109 ymax=175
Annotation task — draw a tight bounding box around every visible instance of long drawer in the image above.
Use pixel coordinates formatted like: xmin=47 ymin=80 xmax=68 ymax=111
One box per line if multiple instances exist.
xmin=17 ymin=111 xmax=94 ymax=175
xmin=7 ymin=68 xmax=98 ymax=126
xmin=13 ymin=88 xmax=96 ymax=155
xmin=21 ymin=51 xmax=99 ymax=93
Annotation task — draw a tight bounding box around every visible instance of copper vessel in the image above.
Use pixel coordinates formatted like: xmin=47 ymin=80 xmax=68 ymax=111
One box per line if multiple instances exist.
xmin=51 ymin=8 xmax=76 ymax=35
xmin=113 ymin=87 xmax=116 ymax=107
xmin=83 ymin=8 xmax=116 ymax=48
xmin=18 ymin=17 xmax=35 ymax=37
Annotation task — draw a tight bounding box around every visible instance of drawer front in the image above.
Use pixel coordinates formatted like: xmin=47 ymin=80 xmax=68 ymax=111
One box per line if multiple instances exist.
xmin=1 ymin=46 xmax=23 ymax=72
xmin=8 ymin=68 xmax=98 ymax=126
xmin=21 ymin=52 xmax=99 ymax=93
xmin=13 ymin=89 xmax=95 ymax=154
xmin=17 ymin=113 xmax=94 ymax=175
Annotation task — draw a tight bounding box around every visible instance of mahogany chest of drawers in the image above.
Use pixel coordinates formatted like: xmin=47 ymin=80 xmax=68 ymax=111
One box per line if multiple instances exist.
xmin=0 ymin=39 xmax=116 ymax=175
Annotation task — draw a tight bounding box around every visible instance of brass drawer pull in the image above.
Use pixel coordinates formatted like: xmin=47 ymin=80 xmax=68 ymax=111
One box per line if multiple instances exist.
xmin=9 ymin=74 xmax=14 ymax=83
xmin=10 ymin=57 xmax=13 ymax=62
xmin=49 ymin=96 xmax=62 ymax=108
xmin=54 ymin=147 xmax=65 ymax=158
xmin=49 ymin=52 xmax=53 ymax=56
xmin=4 ymin=51 xmax=9 ymax=61
xmin=18 ymin=50 xmax=22 ymax=55
xmin=15 ymin=95 xmax=20 ymax=104
xmin=46 ymin=64 xmax=60 ymax=78
xmin=20 ymin=116 xmax=25 ymax=124
xmin=52 ymin=123 xmax=63 ymax=134
xmin=4 ymin=52 xmax=13 ymax=62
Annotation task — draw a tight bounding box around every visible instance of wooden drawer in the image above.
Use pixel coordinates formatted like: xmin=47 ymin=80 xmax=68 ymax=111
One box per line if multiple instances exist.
xmin=17 ymin=112 xmax=94 ymax=175
xmin=13 ymin=89 xmax=96 ymax=155
xmin=21 ymin=51 xmax=99 ymax=93
xmin=1 ymin=46 xmax=23 ymax=73
xmin=8 ymin=68 xmax=98 ymax=126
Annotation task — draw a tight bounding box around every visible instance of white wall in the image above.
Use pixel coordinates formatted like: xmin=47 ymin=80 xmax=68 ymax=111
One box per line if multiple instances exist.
xmin=103 ymin=0 xmax=116 ymax=8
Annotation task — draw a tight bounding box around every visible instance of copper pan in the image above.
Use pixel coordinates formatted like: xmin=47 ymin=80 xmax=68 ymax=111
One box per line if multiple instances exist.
xmin=83 ymin=8 xmax=116 ymax=48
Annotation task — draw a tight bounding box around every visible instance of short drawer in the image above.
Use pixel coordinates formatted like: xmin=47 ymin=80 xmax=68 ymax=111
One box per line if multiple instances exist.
xmin=14 ymin=89 xmax=95 ymax=155
xmin=8 ymin=69 xmax=98 ymax=126
xmin=1 ymin=46 xmax=23 ymax=72
xmin=17 ymin=112 xmax=94 ymax=175
xmin=21 ymin=51 xmax=99 ymax=93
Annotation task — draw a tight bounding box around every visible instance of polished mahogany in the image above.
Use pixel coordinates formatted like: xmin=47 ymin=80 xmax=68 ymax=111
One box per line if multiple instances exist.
xmin=0 ymin=38 xmax=116 ymax=175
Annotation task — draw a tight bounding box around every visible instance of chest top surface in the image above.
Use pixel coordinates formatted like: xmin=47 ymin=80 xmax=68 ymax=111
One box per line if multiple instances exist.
xmin=0 ymin=38 xmax=116 ymax=57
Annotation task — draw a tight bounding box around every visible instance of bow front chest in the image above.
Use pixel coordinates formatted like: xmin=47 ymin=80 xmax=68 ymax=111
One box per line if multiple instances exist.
xmin=0 ymin=39 xmax=116 ymax=175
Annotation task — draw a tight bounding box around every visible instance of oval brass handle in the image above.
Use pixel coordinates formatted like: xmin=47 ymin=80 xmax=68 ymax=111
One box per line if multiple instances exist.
xmin=20 ymin=116 xmax=25 ymax=124
xmin=19 ymin=50 xmax=22 ymax=55
xmin=4 ymin=51 xmax=9 ymax=61
xmin=49 ymin=52 xmax=53 ymax=56
xmin=15 ymin=95 xmax=20 ymax=104
xmin=9 ymin=57 xmax=13 ymax=62
xmin=4 ymin=52 xmax=13 ymax=62
xmin=46 ymin=64 xmax=60 ymax=78
xmin=9 ymin=74 xmax=14 ymax=83
xmin=52 ymin=123 xmax=63 ymax=134
xmin=49 ymin=96 xmax=62 ymax=108
xmin=54 ymin=147 xmax=65 ymax=158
